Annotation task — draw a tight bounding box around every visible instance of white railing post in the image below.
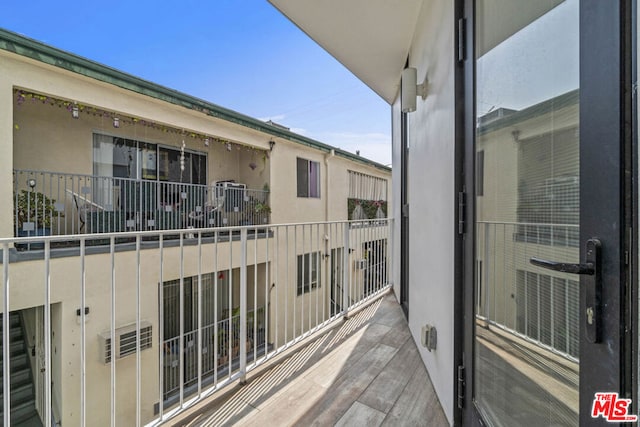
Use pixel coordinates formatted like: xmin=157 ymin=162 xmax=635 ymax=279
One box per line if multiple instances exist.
xmin=389 ymin=218 xmax=394 ymax=287
xmin=44 ymin=240 xmax=52 ymax=427
xmin=110 ymin=236 xmax=116 ymax=427
xmin=135 ymin=235 xmax=141 ymax=427
xmin=178 ymin=233 xmax=184 ymax=407
xmin=158 ymin=235 xmax=164 ymax=419
xmin=239 ymin=228 xmax=248 ymax=384
xmin=342 ymin=222 xmax=350 ymax=318
xmin=483 ymin=222 xmax=490 ymax=320
xmin=197 ymin=232 xmax=203 ymax=397
xmin=3 ymin=243 xmax=10 ymax=427
xmin=80 ymin=238 xmax=86 ymax=427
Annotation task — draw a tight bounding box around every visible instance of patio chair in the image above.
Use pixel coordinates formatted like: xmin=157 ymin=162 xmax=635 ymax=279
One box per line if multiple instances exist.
xmin=185 ymin=194 xmax=225 ymax=228
xmin=66 ymin=189 xmax=106 ymax=232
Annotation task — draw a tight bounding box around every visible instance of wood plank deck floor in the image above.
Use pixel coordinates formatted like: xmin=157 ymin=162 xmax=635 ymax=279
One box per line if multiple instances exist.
xmin=168 ymin=292 xmax=448 ymax=427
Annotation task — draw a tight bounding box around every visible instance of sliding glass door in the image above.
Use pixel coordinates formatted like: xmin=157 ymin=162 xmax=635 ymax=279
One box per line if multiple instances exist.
xmin=464 ymin=0 xmax=633 ymax=425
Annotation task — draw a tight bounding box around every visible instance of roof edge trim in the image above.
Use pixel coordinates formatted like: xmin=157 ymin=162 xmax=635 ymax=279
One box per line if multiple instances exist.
xmin=0 ymin=28 xmax=390 ymax=172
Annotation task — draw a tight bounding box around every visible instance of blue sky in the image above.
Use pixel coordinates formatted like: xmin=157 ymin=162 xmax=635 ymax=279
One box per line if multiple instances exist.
xmin=1 ymin=0 xmax=391 ymax=165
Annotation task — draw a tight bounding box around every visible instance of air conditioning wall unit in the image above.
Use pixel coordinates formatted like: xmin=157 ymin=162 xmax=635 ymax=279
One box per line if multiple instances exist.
xmin=98 ymin=320 xmax=153 ymax=364
xmin=214 ymin=181 xmax=247 ymax=212
xmin=213 ymin=180 xmax=247 ymax=196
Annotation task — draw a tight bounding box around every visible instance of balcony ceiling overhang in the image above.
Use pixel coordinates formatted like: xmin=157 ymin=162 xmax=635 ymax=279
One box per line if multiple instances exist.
xmin=269 ymin=0 xmax=566 ymax=104
xmin=268 ymin=0 xmax=424 ymax=104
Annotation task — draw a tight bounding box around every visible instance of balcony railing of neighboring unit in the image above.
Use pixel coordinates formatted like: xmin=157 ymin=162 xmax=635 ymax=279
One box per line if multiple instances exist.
xmin=12 ymin=169 xmax=270 ymax=240
xmin=0 ymin=219 xmax=393 ymax=426
xmin=476 ymin=221 xmax=580 ymax=360
xmin=161 ymin=307 xmax=267 ymax=404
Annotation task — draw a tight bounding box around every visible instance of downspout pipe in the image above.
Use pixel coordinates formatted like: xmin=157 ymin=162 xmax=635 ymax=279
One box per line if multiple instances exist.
xmin=324 ymin=149 xmax=335 ymax=221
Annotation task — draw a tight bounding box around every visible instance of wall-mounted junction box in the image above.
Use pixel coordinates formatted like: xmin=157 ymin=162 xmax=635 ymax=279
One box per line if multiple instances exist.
xmin=421 ymin=324 xmax=437 ymax=352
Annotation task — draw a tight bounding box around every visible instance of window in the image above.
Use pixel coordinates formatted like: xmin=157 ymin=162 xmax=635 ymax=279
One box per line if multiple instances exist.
xmin=515 ymin=127 xmax=579 ymax=247
xmin=297 ymin=157 xmax=320 ymax=198
xmin=93 ymin=133 xmax=206 ymax=185
xmin=348 ymin=170 xmax=388 ymax=201
xmin=297 ymin=252 xmax=321 ymax=295
xmin=347 ymin=171 xmax=388 ymax=219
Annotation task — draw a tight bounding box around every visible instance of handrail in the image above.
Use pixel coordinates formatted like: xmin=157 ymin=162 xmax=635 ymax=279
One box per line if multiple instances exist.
xmin=477 ymin=220 xmax=577 ymax=228
xmin=0 ymin=219 xmax=393 ymax=426
xmin=13 ymin=169 xmax=271 ymax=237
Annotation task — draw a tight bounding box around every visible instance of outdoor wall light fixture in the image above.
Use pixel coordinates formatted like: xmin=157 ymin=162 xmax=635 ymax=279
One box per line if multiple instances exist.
xmin=27 ymin=178 xmax=36 ymax=189
xmin=71 ymin=103 xmax=79 ymax=119
xmin=204 ymin=137 xmax=210 ymax=147
xmin=401 ymin=67 xmax=428 ymax=113
xmin=113 ymin=117 xmax=120 ymax=128
xmin=226 ymin=142 xmax=232 ymax=151
xmin=269 ymin=140 xmax=276 ymax=151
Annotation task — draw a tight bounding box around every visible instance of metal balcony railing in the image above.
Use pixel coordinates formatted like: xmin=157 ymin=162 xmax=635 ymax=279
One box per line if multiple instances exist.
xmin=0 ymin=219 xmax=393 ymax=426
xmin=476 ymin=221 xmax=580 ymax=360
xmin=12 ymin=169 xmax=270 ymax=240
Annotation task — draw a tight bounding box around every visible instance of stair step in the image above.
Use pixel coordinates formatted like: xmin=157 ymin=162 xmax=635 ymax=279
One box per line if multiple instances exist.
xmin=0 ymin=382 xmax=35 ymax=411
xmin=0 ymin=352 xmax=29 ymax=372
xmin=0 ymin=367 xmax=32 ymax=388
xmin=0 ymin=313 xmax=22 ymax=329
xmin=0 ymin=398 xmax=39 ymax=425
xmin=0 ymin=327 xmax=25 ymax=343
xmin=0 ymin=330 xmax=25 ymax=356
xmin=0 ymin=340 xmax=26 ymax=361
xmin=0 ymin=313 xmax=41 ymax=426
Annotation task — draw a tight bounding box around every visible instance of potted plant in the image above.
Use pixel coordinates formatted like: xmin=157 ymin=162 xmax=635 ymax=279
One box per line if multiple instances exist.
xmin=217 ymin=328 xmax=229 ymax=366
xmin=15 ymin=189 xmax=60 ymax=236
xmin=232 ymin=338 xmax=240 ymax=358
xmin=254 ymin=202 xmax=271 ymax=223
xmin=15 ymin=190 xmax=63 ymax=250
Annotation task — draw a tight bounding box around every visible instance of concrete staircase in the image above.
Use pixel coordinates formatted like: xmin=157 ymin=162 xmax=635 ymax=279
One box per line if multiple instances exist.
xmin=0 ymin=312 xmax=41 ymax=426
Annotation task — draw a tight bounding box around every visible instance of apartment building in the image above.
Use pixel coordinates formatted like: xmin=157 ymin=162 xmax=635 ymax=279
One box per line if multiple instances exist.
xmin=0 ymin=29 xmax=391 ymax=425
xmin=268 ymin=0 xmax=638 ymax=425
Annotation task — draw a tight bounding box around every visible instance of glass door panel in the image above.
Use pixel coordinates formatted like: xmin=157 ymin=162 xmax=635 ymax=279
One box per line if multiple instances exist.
xmin=474 ymin=0 xmax=579 ymax=425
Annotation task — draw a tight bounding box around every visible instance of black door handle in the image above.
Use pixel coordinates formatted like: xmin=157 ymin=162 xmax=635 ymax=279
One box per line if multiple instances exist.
xmin=529 ymin=238 xmax=602 ymax=343
xmin=529 ymin=258 xmax=594 ymax=275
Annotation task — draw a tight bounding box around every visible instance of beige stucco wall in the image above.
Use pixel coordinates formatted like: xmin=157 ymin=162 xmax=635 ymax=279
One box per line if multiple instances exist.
xmin=0 ymin=69 xmax=14 ymax=238
xmin=0 ymin=44 xmax=391 ymax=426
xmin=2 ymin=237 xmax=272 ymax=425
xmin=11 ymin=89 xmax=270 ymax=193
xmin=1 ymin=47 xmax=276 ymax=241
xmin=2 ymin=223 xmax=389 ymax=425
xmin=4 ymin=47 xmax=389 ymax=236
xmin=269 ymin=138 xmax=391 ymax=225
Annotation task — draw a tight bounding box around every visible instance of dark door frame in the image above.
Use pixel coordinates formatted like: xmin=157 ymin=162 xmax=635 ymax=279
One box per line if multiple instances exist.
xmin=579 ymin=3 xmax=634 ymax=420
xmin=453 ymin=0 xmax=467 ymax=425
xmin=400 ymin=87 xmax=410 ymax=318
xmin=460 ymin=0 xmax=476 ymax=424
xmin=458 ymin=1 xmax=636 ymax=425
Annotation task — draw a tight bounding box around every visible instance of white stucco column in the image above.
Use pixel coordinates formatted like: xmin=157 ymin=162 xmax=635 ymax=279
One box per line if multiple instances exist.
xmin=0 ymin=80 xmax=14 ymax=239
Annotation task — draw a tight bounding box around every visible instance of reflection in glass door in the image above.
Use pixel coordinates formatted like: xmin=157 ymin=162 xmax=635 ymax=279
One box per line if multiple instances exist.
xmin=474 ymin=0 xmax=579 ymax=425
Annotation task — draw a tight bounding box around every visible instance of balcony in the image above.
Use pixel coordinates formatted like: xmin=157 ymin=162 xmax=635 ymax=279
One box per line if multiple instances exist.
xmin=12 ymin=169 xmax=270 ymax=243
xmin=476 ymin=220 xmax=580 ymax=358
xmin=0 ymin=219 xmax=408 ymax=426
xmin=170 ymin=293 xmax=448 ymax=426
